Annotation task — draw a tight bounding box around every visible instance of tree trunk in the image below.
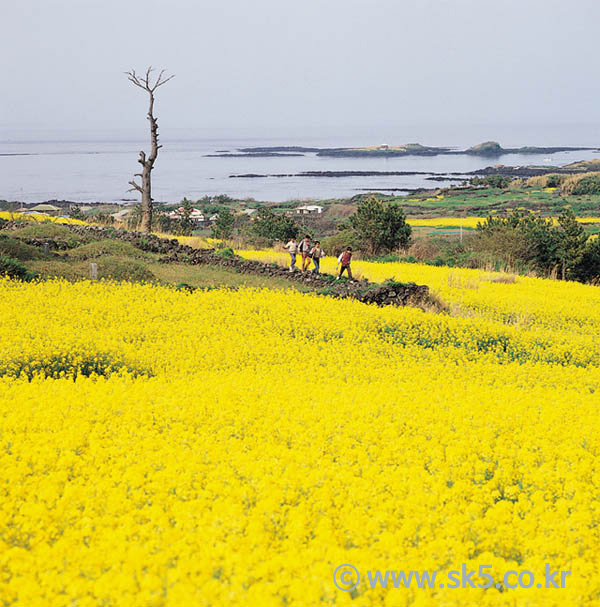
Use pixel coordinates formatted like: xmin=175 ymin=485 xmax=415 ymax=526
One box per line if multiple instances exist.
xmin=140 ymin=166 xmax=152 ymax=233
xmin=126 ymin=68 xmax=174 ymax=234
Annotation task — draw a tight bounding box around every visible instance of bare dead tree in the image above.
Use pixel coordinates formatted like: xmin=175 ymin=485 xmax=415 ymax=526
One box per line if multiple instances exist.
xmin=125 ymin=67 xmax=174 ymax=233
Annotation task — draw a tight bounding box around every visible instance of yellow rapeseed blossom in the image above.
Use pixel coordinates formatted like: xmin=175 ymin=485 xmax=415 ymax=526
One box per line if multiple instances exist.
xmin=1 ymin=276 xmax=599 ymax=606
xmin=407 ymin=217 xmax=600 ymax=229
xmin=0 ymin=211 xmax=88 ymax=225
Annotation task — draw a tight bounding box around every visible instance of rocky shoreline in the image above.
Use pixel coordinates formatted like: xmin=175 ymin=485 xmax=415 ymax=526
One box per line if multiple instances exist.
xmin=229 ymin=160 xmax=600 ymax=181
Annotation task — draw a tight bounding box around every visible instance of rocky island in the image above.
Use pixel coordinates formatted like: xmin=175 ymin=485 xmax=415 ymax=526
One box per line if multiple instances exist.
xmin=210 ymin=140 xmax=598 ymax=159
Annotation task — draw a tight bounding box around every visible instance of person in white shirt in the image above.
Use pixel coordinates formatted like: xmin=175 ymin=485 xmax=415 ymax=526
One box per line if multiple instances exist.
xmin=284 ymin=237 xmax=299 ymax=271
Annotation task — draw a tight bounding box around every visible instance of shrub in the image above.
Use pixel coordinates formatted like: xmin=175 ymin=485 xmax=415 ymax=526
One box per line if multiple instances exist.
xmin=474 ymin=209 xmax=591 ymax=278
xmin=546 ymin=174 xmax=563 ymax=188
xmin=570 ymin=238 xmax=600 ymax=283
xmin=372 ymin=254 xmax=401 ymax=263
xmin=0 ymin=236 xmax=46 ymax=260
xmin=250 ymin=208 xmax=299 ymax=245
xmin=322 ymin=230 xmax=360 ymax=257
xmin=560 ymin=172 xmax=600 ymax=195
xmin=348 ymin=196 xmax=411 ymax=256
xmin=211 ymin=209 xmax=235 ymax=240
xmin=0 ymin=256 xmax=37 ymax=281
xmin=572 ymin=175 xmax=600 ymax=195
xmin=214 ymin=247 xmax=237 ymax=260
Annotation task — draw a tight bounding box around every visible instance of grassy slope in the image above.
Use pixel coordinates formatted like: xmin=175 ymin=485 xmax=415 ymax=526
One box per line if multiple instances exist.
xmin=2 ymin=223 xmax=304 ymax=291
xmin=27 ymin=257 xmax=305 ymax=290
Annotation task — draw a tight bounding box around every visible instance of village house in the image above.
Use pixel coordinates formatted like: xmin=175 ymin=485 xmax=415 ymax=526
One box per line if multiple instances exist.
xmin=22 ymin=203 xmax=62 ymax=216
xmin=168 ymin=207 xmax=206 ymax=223
xmin=295 ymin=204 xmax=323 ymax=215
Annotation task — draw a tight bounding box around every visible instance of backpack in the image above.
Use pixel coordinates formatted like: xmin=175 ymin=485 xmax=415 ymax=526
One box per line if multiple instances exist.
xmin=341 ymin=251 xmax=352 ymax=266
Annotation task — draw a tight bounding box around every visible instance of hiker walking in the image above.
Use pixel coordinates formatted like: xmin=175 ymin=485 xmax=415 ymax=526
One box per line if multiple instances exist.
xmin=284 ymin=237 xmax=299 ymax=272
xmin=298 ymin=235 xmax=312 ymax=272
xmin=310 ymin=241 xmax=325 ymax=275
xmin=336 ymin=247 xmax=353 ymax=280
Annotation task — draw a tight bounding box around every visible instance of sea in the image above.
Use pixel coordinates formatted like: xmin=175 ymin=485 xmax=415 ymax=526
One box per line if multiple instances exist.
xmin=1 ymin=124 xmax=599 ymax=204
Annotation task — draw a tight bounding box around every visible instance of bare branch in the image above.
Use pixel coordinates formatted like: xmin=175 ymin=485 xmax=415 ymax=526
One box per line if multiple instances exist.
xmin=145 ymin=66 xmax=153 ymax=87
xmin=125 ymin=69 xmax=148 ymax=91
xmin=126 ymin=67 xmax=174 ymax=93
xmin=128 ymin=180 xmax=143 ymax=193
xmin=152 ymin=69 xmax=175 ymax=90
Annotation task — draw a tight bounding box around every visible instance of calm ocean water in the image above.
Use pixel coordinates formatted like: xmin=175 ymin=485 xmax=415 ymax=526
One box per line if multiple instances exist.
xmin=1 ymin=124 xmax=599 ymax=203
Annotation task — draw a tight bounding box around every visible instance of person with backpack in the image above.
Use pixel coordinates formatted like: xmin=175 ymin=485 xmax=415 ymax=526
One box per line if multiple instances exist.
xmin=284 ymin=237 xmax=299 ymax=272
xmin=336 ymin=247 xmax=353 ymax=280
xmin=298 ymin=235 xmax=312 ymax=272
xmin=310 ymin=241 xmax=325 ymax=275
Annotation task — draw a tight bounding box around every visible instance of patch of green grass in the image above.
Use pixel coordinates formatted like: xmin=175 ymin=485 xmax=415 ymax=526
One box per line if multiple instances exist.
xmin=383 ymin=187 xmax=600 ymax=219
xmin=0 ymin=235 xmax=47 ymax=260
xmin=65 ymin=240 xmax=152 ymax=260
xmin=10 ymin=223 xmax=90 ymax=247
xmin=148 ymin=263 xmax=307 ymax=291
xmin=28 ymin=256 xmax=155 ymax=283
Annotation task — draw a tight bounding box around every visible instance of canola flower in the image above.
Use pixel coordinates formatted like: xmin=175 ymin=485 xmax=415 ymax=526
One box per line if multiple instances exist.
xmin=407 ymin=217 xmax=600 ymax=229
xmin=0 ymin=211 xmax=88 ymax=226
xmin=1 ymin=277 xmax=600 ymax=606
xmin=238 ymin=250 xmax=600 ymax=334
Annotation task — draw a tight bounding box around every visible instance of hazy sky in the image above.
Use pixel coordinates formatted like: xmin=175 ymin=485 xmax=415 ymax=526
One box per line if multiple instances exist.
xmin=2 ymin=0 xmax=600 ymax=136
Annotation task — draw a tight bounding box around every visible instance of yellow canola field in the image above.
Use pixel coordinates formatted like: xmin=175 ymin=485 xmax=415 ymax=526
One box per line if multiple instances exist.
xmin=408 ymin=217 xmax=600 ymax=228
xmin=0 ymin=211 xmax=87 ymax=225
xmin=238 ymin=250 xmax=600 ymax=334
xmin=1 ymin=278 xmax=600 ymax=607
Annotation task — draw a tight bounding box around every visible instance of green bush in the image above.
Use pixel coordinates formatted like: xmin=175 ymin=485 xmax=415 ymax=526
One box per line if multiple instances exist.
xmin=0 ymin=236 xmax=45 ymax=260
xmin=322 ymin=230 xmax=360 ymax=257
xmin=570 ymin=238 xmax=600 ymax=283
xmin=469 ymin=175 xmax=512 ymax=188
xmin=214 ymin=247 xmax=237 ymax=260
xmin=546 ymin=174 xmax=563 ymax=188
xmin=572 ymin=175 xmax=600 ymax=195
xmin=372 ymin=254 xmax=401 ymax=263
xmin=349 ymin=196 xmax=411 ymax=256
xmin=0 ymin=256 xmax=38 ymax=281
xmin=473 ymin=209 xmax=589 ymax=278
xmin=250 ymin=208 xmax=299 ymax=244
xmin=211 ymin=209 xmax=235 ymax=240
